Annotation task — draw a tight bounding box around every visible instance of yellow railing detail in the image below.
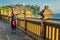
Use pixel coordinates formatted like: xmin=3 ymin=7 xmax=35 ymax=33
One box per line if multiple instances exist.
xmin=38 ymin=25 xmax=40 ymax=36
xmin=56 ymin=28 xmax=59 ymax=40
xmin=46 ymin=26 xmax=48 ymax=38
xmin=49 ymin=26 xmax=51 ymax=39
xmin=52 ymin=27 xmax=55 ymax=40
xmin=26 ymin=22 xmax=41 ymax=36
xmin=20 ymin=21 xmax=25 ymax=28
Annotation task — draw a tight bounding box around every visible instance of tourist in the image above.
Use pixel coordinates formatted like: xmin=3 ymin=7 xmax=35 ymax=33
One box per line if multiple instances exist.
xmin=11 ymin=8 xmax=16 ymax=34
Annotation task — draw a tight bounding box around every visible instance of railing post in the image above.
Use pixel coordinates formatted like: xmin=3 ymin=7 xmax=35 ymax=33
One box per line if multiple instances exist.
xmin=25 ymin=18 xmax=27 ymax=34
xmin=23 ymin=10 xmax=27 ymax=34
xmin=40 ymin=6 xmax=53 ymax=40
xmin=40 ymin=18 xmax=46 ymax=40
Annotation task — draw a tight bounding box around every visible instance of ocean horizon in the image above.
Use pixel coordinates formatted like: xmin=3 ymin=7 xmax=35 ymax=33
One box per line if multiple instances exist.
xmin=52 ymin=13 xmax=60 ymax=19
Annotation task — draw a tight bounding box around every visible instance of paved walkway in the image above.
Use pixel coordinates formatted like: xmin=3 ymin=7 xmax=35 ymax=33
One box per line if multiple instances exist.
xmin=0 ymin=20 xmax=33 ymax=40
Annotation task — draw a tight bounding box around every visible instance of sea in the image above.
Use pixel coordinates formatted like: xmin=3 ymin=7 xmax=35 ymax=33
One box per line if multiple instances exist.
xmin=52 ymin=13 xmax=60 ymax=19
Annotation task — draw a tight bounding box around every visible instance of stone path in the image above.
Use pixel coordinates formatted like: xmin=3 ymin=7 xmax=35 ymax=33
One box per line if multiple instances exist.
xmin=0 ymin=20 xmax=33 ymax=40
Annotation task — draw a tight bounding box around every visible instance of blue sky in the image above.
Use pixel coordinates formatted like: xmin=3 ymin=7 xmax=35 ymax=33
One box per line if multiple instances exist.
xmin=0 ymin=0 xmax=60 ymax=13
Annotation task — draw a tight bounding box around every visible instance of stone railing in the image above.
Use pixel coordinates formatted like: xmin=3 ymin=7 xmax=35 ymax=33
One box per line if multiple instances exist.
xmin=0 ymin=15 xmax=60 ymax=40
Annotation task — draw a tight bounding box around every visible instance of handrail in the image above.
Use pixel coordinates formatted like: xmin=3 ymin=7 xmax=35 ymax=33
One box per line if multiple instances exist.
xmin=0 ymin=15 xmax=60 ymax=24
